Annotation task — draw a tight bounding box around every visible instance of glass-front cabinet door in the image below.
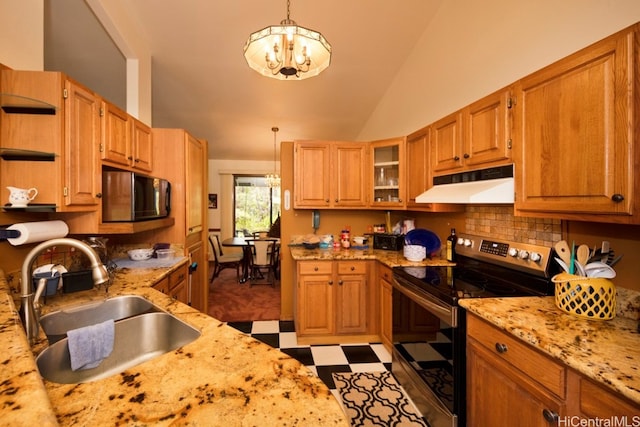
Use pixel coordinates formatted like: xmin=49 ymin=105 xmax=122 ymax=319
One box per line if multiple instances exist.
xmin=370 ymin=137 xmax=405 ymax=208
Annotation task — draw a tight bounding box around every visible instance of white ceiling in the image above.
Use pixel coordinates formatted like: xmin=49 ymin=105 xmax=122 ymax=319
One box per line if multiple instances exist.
xmin=45 ymin=0 xmax=443 ymax=160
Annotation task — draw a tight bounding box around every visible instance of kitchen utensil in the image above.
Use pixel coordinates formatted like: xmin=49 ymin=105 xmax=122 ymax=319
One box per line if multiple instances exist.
xmin=609 ymin=254 xmax=624 ymax=267
xmin=584 ymin=262 xmax=616 ymax=278
xmin=554 ymin=257 xmax=570 ymax=273
xmin=600 ymin=240 xmax=610 ymax=263
xmin=576 ymin=245 xmax=590 ymax=266
xmin=554 ymin=240 xmax=572 ymax=268
xmin=569 ymin=241 xmax=576 ymax=274
xmin=127 ymin=248 xmax=154 ymax=261
xmin=574 ymin=261 xmax=586 ymax=277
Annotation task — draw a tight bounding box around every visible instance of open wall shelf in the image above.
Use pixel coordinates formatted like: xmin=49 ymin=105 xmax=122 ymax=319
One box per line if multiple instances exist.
xmin=0 ymin=93 xmax=56 ymax=115
xmin=0 ymin=148 xmax=57 ymax=161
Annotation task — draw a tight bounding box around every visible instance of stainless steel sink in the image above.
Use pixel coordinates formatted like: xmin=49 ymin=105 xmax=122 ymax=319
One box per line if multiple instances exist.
xmin=36 ymin=312 xmax=200 ymax=384
xmin=40 ymin=295 xmax=160 ymax=343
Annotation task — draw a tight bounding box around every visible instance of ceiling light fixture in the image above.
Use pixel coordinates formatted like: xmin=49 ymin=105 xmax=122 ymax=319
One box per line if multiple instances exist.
xmin=243 ymin=0 xmax=331 ymax=80
xmin=266 ymin=127 xmax=281 ymax=188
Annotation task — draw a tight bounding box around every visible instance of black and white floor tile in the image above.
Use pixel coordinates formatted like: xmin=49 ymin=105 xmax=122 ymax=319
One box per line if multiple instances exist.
xmin=227 ymin=320 xmax=392 ymax=401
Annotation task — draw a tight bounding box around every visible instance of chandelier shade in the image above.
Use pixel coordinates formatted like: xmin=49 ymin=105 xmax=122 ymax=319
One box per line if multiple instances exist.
xmin=243 ymin=1 xmax=331 ymax=80
xmin=266 ymin=127 xmax=281 ymax=188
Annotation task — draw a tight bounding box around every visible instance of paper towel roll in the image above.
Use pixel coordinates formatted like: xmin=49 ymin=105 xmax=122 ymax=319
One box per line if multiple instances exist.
xmin=6 ymin=220 xmax=69 ymax=246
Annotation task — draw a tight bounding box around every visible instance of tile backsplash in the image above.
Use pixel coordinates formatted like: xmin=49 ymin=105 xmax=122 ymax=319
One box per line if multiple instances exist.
xmin=465 ymin=206 xmax=562 ymax=246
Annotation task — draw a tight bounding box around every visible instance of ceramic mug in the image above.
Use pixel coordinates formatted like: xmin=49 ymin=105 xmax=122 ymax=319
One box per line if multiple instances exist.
xmin=7 ymin=186 xmax=38 ymax=207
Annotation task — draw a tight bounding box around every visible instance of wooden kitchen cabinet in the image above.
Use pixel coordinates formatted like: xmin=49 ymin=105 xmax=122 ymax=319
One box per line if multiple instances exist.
xmin=0 ymin=70 xmax=100 ymax=212
xmin=576 ymin=375 xmax=639 ymax=419
xmin=101 ymin=100 xmax=153 ymax=173
xmin=377 ymin=263 xmax=393 ymax=351
xmin=431 ymin=87 xmax=513 ymax=175
xmin=370 ymin=137 xmax=405 ymax=208
xmin=152 ymin=262 xmax=189 ymax=305
xmin=151 ymin=128 xmax=208 ymax=312
xmin=296 ymin=260 xmax=375 ymax=342
xmin=293 ymin=141 xmax=368 ymax=209
xmin=514 ymin=25 xmax=637 ymax=223
xmin=466 ymin=314 xmax=566 ymax=426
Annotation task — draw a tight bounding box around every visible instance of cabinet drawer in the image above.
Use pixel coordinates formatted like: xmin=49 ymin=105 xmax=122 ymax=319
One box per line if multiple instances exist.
xmin=377 ymin=263 xmax=393 ymax=282
xmin=337 ymin=261 xmax=367 ymax=275
xmin=298 ymin=261 xmax=332 ymax=275
xmin=169 ymin=264 xmax=188 ymax=290
xmin=467 ymin=314 xmax=566 ymax=397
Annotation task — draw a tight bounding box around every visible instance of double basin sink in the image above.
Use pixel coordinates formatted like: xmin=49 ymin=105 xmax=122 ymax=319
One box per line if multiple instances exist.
xmin=36 ymin=295 xmax=200 ymax=384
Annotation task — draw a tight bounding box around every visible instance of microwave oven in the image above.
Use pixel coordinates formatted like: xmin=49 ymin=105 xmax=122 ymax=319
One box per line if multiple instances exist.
xmin=102 ymin=170 xmax=171 ymax=222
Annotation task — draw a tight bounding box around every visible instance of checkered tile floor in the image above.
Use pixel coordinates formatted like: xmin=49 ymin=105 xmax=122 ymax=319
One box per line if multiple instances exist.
xmin=227 ymin=320 xmax=392 ymax=400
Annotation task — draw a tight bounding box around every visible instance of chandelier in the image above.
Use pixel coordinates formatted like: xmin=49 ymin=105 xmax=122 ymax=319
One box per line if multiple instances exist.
xmin=266 ymin=127 xmax=281 ymax=188
xmin=243 ymin=0 xmax=331 ymax=80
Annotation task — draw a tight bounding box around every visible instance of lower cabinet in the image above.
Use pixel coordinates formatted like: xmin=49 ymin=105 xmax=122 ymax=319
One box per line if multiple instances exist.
xmin=378 ymin=263 xmax=393 ymax=351
xmin=466 ymin=313 xmax=639 ymax=426
xmin=153 ymin=262 xmax=189 ymax=305
xmin=296 ymin=260 xmax=376 ymax=342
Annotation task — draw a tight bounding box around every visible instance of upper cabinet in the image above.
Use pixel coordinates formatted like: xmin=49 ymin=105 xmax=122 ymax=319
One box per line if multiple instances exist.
xmin=101 ymin=100 xmax=152 ymax=173
xmin=370 ymin=137 xmax=405 ymax=209
xmin=431 ymin=87 xmax=513 ymax=175
xmin=0 ymin=70 xmax=100 ymax=212
xmin=294 ymin=141 xmax=368 ymax=209
xmin=513 ymin=25 xmax=637 ymax=223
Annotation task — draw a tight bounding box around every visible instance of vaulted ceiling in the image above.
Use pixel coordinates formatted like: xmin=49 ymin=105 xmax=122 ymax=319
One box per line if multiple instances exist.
xmin=45 ymin=0 xmax=443 ymax=160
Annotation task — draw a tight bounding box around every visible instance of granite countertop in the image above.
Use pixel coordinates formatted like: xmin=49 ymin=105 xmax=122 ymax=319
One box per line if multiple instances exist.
xmin=0 ymin=260 xmax=348 ymax=426
xmin=290 ymin=246 xmax=455 ymax=268
xmin=459 ymin=296 xmax=640 ymax=405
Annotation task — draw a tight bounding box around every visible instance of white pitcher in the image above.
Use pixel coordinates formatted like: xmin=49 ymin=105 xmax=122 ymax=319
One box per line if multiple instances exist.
xmin=7 ymin=186 xmax=38 ymax=207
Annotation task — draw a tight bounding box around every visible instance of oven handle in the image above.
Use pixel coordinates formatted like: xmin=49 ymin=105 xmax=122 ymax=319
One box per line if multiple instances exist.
xmin=392 ymin=275 xmax=458 ymax=328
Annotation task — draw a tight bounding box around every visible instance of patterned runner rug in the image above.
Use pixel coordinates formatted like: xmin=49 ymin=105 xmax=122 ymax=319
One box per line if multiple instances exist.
xmin=333 ymin=371 xmax=427 ymax=426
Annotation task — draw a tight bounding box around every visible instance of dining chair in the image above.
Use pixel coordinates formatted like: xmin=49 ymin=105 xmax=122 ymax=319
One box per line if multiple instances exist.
xmin=209 ymin=235 xmax=243 ymax=283
xmin=250 ymin=240 xmax=275 ymax=287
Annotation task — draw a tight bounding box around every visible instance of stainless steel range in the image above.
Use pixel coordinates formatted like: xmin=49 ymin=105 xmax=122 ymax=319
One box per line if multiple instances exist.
xmin=391 ymin=233 xmax=558 ymax=427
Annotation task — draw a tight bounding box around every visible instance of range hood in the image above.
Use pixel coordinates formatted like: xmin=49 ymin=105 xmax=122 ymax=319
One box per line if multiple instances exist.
xmin=416 ymin=164 xmax=514 ymax=204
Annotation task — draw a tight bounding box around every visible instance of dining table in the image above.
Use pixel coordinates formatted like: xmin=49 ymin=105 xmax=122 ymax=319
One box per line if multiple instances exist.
xmin=221 ymin=236 xmax=280 ymax=283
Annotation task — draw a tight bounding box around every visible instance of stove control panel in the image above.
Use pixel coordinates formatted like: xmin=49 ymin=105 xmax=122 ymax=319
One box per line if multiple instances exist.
xmin=456 ymin=233 xmax=553 ymax=276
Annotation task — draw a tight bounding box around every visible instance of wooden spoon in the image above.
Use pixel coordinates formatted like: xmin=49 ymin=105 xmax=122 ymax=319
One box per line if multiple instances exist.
xmin=554 ymin=240 xmax=572 ymax=268
xmin=576 ymin=244 xmax=590 ymax=267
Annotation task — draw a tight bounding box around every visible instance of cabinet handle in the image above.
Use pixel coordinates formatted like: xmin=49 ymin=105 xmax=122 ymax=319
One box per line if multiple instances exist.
xmin=454 ymin=156 xmax=460 ymax=161
xmin=350 ymin=266 xmax=355 ymax=271
xmin=611 ymin=194 xmax=625 ymax=203
xmin=335 ymin=198 xmax=338 ymax=203
xmin=495 ymin=343 xmax=508 ymax=353
xmin=338 ymin=280 xmax=343 ymax=285
xmin=134 ymin=158 xmax=140 ymax=163
xmin=325 ymin=199 xmax=330 ymax=203
xmin=127 ymin=156 xmax=133 ymax=160
xmin=314 ymin=266 xmax=319 ymax=271
xmin=95 ymin=193 xmax=102 ymax=198
xmin=542 ymin=409 xmax=558 ymax=423
xmin=328 ymin=280 xmax=333 ymax=285
xmin=463 ymin=153 xmax=470 ymax=159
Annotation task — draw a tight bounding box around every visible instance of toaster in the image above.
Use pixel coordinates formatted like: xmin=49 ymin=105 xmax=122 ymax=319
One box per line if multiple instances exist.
xmin=373 ymin=233 xmax=405 ymax=251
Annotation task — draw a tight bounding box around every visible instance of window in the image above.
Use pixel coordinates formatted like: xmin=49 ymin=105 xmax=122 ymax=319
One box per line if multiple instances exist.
xmin=234 ymin=175 xmax=280 ymax=236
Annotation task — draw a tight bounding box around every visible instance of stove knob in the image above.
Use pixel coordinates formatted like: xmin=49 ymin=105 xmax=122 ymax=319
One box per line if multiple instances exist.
xmin=457 ymin=237 xmax=465 ymax=246
xmin=530 ymin=252 xmax=542 ymax=263
xmin=464 ymin=239 xmax=472 ymax=247
xmin=518 ymin=250 xmax=530 ymax=260
xmin=508 ymin=247 xmax=519 ymax=257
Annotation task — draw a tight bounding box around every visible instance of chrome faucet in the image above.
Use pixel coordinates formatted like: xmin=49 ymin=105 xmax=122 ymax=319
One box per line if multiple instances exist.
xmin=19 ymin=238 xmax=110 ymax=345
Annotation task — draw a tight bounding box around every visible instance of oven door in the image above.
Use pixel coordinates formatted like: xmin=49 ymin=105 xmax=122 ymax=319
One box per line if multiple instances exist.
xmin=392 ymin=274 xmax=466 ymax=427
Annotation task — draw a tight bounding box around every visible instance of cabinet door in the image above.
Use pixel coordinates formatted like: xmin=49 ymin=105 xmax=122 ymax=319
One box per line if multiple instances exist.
xmin=64 ymin=79 xmax=100 ymax=208
xmin=467 ymin=340 xmax=564 ymax=427
xmin=294 ymin=142 xmax=331 ymax=208
xmin=335 ymin=261 xmax=368 ymax=334
xmin=153 ymin=277 xmax=170 ymax=295
xmin=188 ymin=241 xmax=207 ymax=312
xmin=170 ymin=280 xmax=189 ymax=304
xmin=431 ymin=110 xmax=464 ymax=174
xmin=101 ymin=101 xmax=130 ymax=166
xmin=514 ymin=28 xmax=633 ymax=218
xmin=464 ymin=88 xmax=512 ymax=168
xmin=378 ymin=264 xmax=393 ymax=351
xmin=371 ymin=137 xmax=405 ymax=208
xmin=405 ymin=127 xmax=429 ymax=208
xmin=131 ymin=118 xmax=153 ymax=172
xmin=297 ymin=262 xmax=334 ymax=336
xmin=186 ymin=134 xmax=204 ymax=235
xmin=333 ymin=142 xmax=367 ymax=207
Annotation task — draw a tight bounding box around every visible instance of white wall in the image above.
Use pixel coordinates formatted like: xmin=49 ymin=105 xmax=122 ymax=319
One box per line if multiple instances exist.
xmin=0 ymin=0 xmax=43 ymax=70
xmin=358 ymin=0 xmax=640 ymax=140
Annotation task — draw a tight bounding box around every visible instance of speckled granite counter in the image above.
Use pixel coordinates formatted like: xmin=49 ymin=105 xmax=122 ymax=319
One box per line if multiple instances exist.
xmin=289 ymin=246 xmax=454 ymax=267
xmin=0 ymin=260 xmax=348 ymax=426
xmin=459 ymin=296 xmax=640 ymax=406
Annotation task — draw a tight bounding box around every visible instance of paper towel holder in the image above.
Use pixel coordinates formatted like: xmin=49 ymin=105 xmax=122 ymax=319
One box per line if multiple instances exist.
xmin=0 ymin=229 xmax=21 ymax=241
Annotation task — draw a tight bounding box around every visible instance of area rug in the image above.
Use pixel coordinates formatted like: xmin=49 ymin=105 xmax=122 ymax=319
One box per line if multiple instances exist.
xmin=333 ymin=371 xmax=427 ymax=427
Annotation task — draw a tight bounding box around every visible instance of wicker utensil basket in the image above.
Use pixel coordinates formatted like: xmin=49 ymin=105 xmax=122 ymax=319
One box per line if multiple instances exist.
xmin=551 ymin=273 xmax=616 ymax=320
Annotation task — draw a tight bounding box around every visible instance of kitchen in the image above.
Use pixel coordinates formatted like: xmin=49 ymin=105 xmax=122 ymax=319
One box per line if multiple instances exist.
xmin=2 ymin=1 xmax=640 ymax=426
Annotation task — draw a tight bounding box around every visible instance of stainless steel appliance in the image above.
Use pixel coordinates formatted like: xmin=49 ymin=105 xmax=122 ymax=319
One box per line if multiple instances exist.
xmin=102 ymin=170 xmax=171 ymax=222
xmin=391 ymin=233 xmax=557 ymax=427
